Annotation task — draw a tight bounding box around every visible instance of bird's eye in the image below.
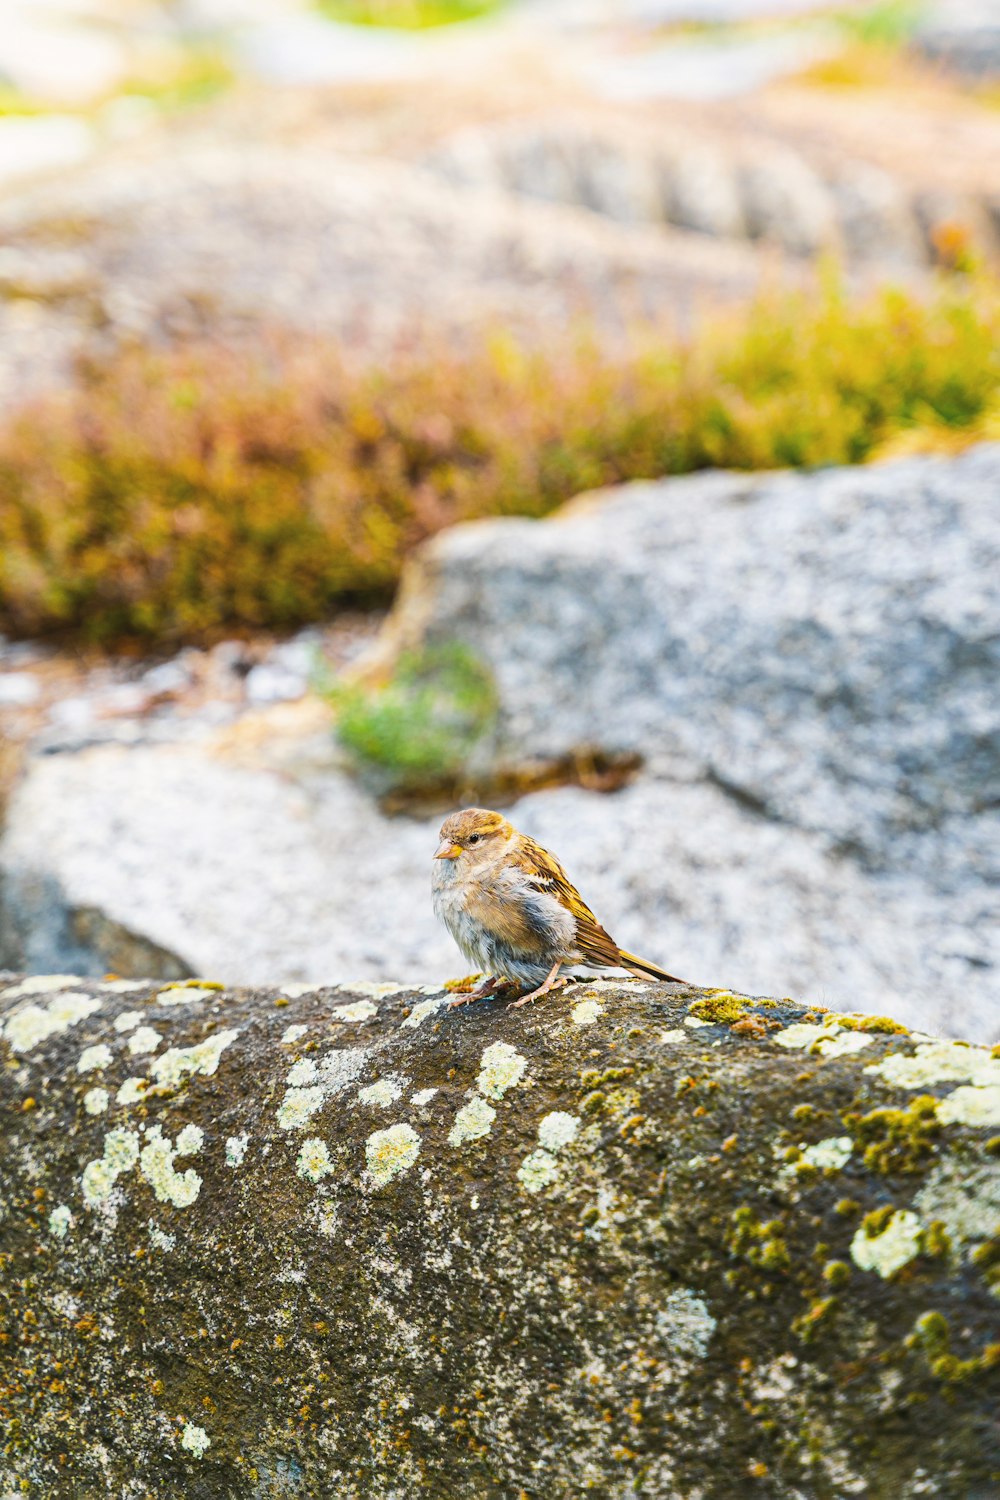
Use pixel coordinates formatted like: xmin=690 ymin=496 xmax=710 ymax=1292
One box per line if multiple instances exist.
xmin=467 ymin=834 xmax=481 ymax=845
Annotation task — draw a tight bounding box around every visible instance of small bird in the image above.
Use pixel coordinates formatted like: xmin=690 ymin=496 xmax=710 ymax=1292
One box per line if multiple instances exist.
xmin=432 ymin=807 xmax=688 ymax=1008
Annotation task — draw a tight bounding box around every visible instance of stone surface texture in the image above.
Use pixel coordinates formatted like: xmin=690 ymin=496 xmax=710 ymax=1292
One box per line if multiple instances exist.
xmin=1 ymin=448 xmax=997 ymax=1041
xmin=1 ymin=973 xmax=999 ymax=1498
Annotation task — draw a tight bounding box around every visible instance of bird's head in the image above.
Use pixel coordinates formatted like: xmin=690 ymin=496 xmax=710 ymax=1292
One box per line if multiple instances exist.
xmin=434 ymin=807 xmax=512 ymax=864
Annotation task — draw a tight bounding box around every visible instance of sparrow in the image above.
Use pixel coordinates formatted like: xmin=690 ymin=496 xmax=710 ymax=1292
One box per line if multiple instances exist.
xmin=431 ymin=806 xmax=687 ymax=1008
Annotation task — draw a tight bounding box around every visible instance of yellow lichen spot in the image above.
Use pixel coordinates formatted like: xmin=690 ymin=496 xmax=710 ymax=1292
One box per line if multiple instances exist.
xmin=850 ymin=1209 xmax=923 ymax=1278
xmin=448 ymin=1096 xmax=496 ymax=1147
xmin=365 ymin=1123 xmax=420 ymax=1189
xmin=476 ymin=1042 xmax=528 ymax=1100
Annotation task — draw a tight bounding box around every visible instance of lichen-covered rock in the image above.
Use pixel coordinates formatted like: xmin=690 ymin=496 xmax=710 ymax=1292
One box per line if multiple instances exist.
xmin=2 ymin=974 xmax=998 ymax=1498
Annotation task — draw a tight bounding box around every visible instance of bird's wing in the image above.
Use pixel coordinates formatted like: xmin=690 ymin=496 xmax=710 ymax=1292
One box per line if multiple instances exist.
xmin=511 ymin=837 xmax=621 ymax=968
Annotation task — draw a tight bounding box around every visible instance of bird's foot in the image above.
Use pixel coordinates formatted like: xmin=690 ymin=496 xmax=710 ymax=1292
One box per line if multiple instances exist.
xmin=509 ymin=963 xmax=568 ymax=1009
xmin=447 ymin=975 xmax=507 ymax=1010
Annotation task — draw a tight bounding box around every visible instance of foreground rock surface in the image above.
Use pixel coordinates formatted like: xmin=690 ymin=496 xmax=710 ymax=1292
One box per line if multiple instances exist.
xmin=1 ymin=974 xmax=999 ymax=1498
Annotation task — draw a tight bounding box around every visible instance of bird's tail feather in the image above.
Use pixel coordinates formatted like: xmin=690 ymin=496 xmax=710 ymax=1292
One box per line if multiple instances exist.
xmin=618 ymin=949 xmax=688 ymax=986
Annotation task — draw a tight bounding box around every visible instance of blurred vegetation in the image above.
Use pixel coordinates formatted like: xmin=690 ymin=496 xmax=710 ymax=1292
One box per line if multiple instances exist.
xmin=1 ymin=273 xmax=998 ymax=648
xmin=328 ymin=643 xmax=497 ymax=789
xmin=317 ymin=0 xmax=500 ymax=28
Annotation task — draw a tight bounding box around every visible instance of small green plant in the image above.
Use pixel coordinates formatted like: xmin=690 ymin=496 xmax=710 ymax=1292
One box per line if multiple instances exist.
xmin=329 ymin=643 xmax=497 ymax=786
xmin=317 ymin=0 xmax=500 ymax=28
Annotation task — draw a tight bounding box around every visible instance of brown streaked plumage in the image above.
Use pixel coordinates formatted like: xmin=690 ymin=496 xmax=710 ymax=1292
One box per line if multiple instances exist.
xmin=431 ymin=807 xmax=689 ymax=1008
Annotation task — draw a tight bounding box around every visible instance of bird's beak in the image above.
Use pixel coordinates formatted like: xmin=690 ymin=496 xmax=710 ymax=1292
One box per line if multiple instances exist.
xmin=434 ymin=839 xmax=462 ymax=860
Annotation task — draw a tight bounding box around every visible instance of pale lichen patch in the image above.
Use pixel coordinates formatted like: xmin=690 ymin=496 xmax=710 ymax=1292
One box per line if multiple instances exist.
xmin=150 ymin=1029 xmax=239 ymax=1089
xmin=517 ymin=1149 xmax=559 ymax=1194
xmin=570 ymin=998 xmax=603 ymax=1026
xmin=225 ymin=1133 xmax=250 ymax=1168
xmin=113 ymin=1010 xmax=145 ymax=1033
xmin=77 ymin=1043 xmax=113 ymax=1074
xmin=280 ymin=1024 xmax=308 ymax=1045
xmin=656 ymin=1289 xmax=716 ymax=1360
xmin=100 ymin=979 xmax=148 ymax=993
xmin=914 ymin=1162 xmax=1000 ymax=1247
xmin=4 ymin=992 xmax=102 ymax=1053
xmin=297 ymin=1137 xmax=334 ymax=1182
xmin=537 ymin=1111 xmax=580 ymax=1152
xmin=180 ymin=1423 xmax=211 ymax=1458
xmin=799 ymin=1136 xmax=853 ymax=1171
xmin=448 ymin=1096 xmax=496 ymax=1147
xmin=2 ymin=975 xmax=79 ymax=1001
xmin=277 ymin=1085 xmax=325 ymax=1132
xmin=851 ymin=1210 xmax=923 ymax=1277
xmin=817 ymin=1032 xmax=873 ymax=1059
xmin=148 ymin=1225 xmax=175 ymax=1252
xmin=48 ymin=1204 xmax=72 ymax=1239
xmin=279 ymin=984 xmax=316 ymax=999
xmin=402 ymin=997 xmax=444 ymax=1030
xmin=365 ymin=1123 xmax=420 ymax=1189
xmin=287 ymin=1058 xmax=319 ymax=1087
xmin=83 ymin=1087 xmax=109 ymax=1116
xmin=659 ymin=1029 xmax=687 ymax=1045
xmin=773 ymin=1022 xmax=872 ymax=1057
xmin=175 ymin=1123 xmax=204 ymax=1156
xmin=116 ymin=1077 xmax=148 ymax=1105
xmin=156 ymin=986 xmax=217 ymax=1006
xmin=126 ymin=1026 xmax=162 ymax=1057
xmin=345 ymin=983 xmax=404 ymax=1000
xmin=139 ymin=1127 xmax=201 ymax=1208
xmin=331 ymin=999 xmax=379 ymax=1023
xmin=937 ymin=1085 xmax=1000 ymax=1127
xmin=684 ymin=1016 xmax=711 ymax=1029
xmin=866 ymin=1041 xmax=1000 ymax=1092
xmin=476 ymin=1042 xmax=528 ymax=1100
xmin=82 ymin=1126 xmax=141 ymax=1207
xmin=411 ymin=1087 xmax=438 ymax=1107
xmin=357 ymin=1077 xmax=404 ymax=1108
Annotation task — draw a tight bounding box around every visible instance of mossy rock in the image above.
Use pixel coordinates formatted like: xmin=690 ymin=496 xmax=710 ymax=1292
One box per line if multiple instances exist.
xmin=1 ymin=976 xmax=999 ymax=1498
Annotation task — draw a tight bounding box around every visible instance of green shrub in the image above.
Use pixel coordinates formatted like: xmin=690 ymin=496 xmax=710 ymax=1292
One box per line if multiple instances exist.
xmin=0 ymin=273 xmax=998 ymax=647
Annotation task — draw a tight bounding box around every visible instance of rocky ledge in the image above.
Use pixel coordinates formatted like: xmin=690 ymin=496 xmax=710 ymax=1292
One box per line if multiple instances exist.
xmin=1 ymin=973 xmax=998 ymax=1497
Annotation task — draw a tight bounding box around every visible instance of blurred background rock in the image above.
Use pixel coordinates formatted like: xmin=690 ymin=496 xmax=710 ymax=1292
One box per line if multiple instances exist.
xmin=0 ymin=0 xmax=996 ymax=1037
